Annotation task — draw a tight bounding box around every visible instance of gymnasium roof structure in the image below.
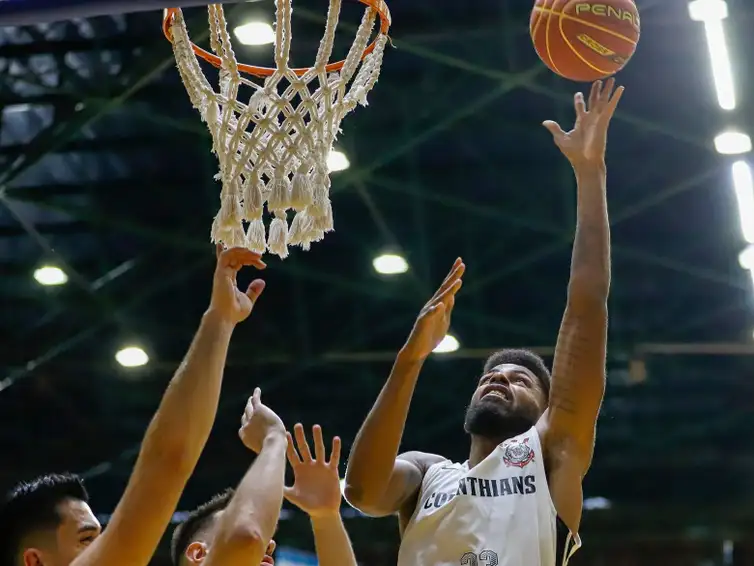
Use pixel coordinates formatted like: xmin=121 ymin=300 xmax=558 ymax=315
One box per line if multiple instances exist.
xmin=0 ymin=0 xmax=753 ymax=557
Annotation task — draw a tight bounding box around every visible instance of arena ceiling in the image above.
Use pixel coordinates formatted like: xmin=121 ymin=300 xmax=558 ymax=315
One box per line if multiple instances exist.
xmin=0 ymin=0 xmax=753 ymax=552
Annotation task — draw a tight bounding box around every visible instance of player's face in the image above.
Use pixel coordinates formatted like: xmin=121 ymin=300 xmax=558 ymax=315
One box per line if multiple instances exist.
xmin=23 ymin=498 xmax=101 ymax=566
xmin=464 ymin=363 xmax=547 ymax=440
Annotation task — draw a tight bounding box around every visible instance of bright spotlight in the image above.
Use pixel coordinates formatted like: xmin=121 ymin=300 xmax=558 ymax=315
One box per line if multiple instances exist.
xmin=714 ymin=131 xmax=751 ymax=155
xmin=689 ymin=1 xmax=735 ymax=109
xmin=704 ymin=20 xmax=735 ymax=110
xmin=688 ymin=0 xmax=728 ymax=21
xmin=116 ymin=346 xmax=149 ymax=368
xmin=732 ymin=161 xmax=754 ymax=243
xmin=327 ymin=150 xmax=350 ymax=173
xmin=433 ymin=334 xmax=459 ymax=354
xmin=739 ymin=245 xmax=754 ymax=269
xmin=34 ymin=265 xmax=68 ymax=286
xmin=233 ymin=22 xmax=274 ymax=46
xmin=372 ymin=253 xmax=408 ymax=275
xmin=583 ymin=497 xmax=612 ymax=510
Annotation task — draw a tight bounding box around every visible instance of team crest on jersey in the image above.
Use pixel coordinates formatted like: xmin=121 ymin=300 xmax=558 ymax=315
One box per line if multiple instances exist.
xmin=502 ymin=437 xmax=534 ymax=468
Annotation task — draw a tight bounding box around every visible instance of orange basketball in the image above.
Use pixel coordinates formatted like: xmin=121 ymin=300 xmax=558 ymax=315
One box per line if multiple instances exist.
xmin=530 ymin=0 xmax=640 ymax=82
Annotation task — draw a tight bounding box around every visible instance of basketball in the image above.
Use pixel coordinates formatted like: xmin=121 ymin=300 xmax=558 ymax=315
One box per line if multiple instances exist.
xmin=530 ymin=0 xmax=640 ymax=82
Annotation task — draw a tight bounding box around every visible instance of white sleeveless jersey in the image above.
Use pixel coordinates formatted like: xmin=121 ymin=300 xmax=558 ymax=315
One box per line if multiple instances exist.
xmin=397 ymin=427 xmax=580 ymax=566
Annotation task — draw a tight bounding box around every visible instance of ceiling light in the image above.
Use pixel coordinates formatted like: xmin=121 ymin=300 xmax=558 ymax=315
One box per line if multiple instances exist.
xmin=732 ymin=161 xmax=754 ymax=243
xmin=688 ymin=0 xmax=728 ymax=21
xmin=739 ymin=245 xmax=754 ymax=269
xmin=372 ymin=253 xmax=408 ymax=275
xmin=703 ymin=19 xmax=736 ymax=110
xmin=714 ymin=131 xmax=751 ymax=154
xmin=233 ymin=22 xmax=274 ymax=46
xmin=433 ymin=334 xmax=459 ymax=354
xmin=327 ymin=150 xmax=350 ymax=172
xmin=33 ymin=265 xmax=68 ymax=286
xmin=688 ymin=1 xmax=735 ymax=110
xmin=116 ymin=346 xmax=149 ymax=368
xmin=583 ymin=497 xmax=612 ymax=510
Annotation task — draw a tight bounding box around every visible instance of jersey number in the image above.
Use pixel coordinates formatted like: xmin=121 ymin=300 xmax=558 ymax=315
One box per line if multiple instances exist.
xmin=460 ymin=550 xmax=499 ymax=566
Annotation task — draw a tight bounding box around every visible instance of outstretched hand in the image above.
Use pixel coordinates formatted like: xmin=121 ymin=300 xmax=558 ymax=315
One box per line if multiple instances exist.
xmin=284 ymin=424 xmax=343 ymax=518
xmin=543 ymin=78 xmax=624 ymax=168
xmin=238 ymin=387 xmax=285 ymax=453
xmin=403 ymin=258 xmax=465 ymax=361
xmin=209 ymin=245 xmax=267 ymax=325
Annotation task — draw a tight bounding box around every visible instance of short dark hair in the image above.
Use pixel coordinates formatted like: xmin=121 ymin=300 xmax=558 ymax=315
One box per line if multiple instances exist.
xmin=0 ymin=473 xmax=89 ymax=566
xmin=171 ymin=489 xmax=234 ymax=566
xmin=483 ymin=349 xmax=551 ymax=396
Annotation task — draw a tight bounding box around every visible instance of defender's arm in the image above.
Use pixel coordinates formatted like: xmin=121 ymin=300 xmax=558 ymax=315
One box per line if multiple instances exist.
xmin=285 ymin=424 xmax=359 ymax=566
xmin=203 ymin=430 xmax=288 ymax=566
xmin=310 ymin=512 xmax=358 ymax=566
xmin=74 ymin=313 xmax=235 ymax=566
xmin=72 ymin=248 xmax=265 ymax=566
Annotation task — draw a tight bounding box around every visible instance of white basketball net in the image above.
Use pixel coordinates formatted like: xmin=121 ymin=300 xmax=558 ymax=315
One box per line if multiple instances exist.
xmin=168 ymin=0 xmax=388 ymax=258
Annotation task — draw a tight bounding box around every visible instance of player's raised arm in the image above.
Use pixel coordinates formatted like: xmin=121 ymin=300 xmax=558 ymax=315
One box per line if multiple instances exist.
xmin=344 ymin=261 xmax=463 ymax=519
xmin=285 ymin=424 xmax=357 ymax=566
xmin=72 ymin=246 xmax=267 ymax=566
xmin=200 ymin=389 xmax=288 ymax=566
xmin=537 ymin=79 xmax=622 ymax=530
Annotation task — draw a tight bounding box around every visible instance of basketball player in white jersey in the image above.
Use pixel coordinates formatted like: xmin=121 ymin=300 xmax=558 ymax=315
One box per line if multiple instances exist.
xmin=344 ymin=79 xmax=623 ymax=566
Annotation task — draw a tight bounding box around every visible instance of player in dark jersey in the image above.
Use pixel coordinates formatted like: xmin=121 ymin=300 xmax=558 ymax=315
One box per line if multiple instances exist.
xmin=0 ymin=246 xmax=266 ymax=566
xmin=171 ymin=393 xmax=356 ymax=566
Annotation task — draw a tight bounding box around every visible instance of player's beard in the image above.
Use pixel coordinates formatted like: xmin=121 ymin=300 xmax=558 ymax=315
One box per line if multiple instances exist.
xmin=463 ymin=399 xmax=537 ymax=441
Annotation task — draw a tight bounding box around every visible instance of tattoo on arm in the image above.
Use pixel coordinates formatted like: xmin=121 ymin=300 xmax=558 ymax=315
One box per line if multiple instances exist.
xmin=571 ymin=222 xmax=609 ymax=277
xmin=550 ymin=313 xmax=605 ymax=417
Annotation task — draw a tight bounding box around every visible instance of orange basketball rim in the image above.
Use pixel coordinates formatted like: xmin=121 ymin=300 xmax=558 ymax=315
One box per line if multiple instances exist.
xmin=162 ymin=0 xmax=392 ymax=78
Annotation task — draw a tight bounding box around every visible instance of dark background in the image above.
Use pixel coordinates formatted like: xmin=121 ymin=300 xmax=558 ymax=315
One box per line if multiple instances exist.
xmin=0 ymin=0 xmax=753 ymax=564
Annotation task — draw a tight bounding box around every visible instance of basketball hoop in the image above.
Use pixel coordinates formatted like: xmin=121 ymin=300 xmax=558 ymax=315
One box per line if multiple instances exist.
xmin=162 ymin=0 xmax=391 ymax=258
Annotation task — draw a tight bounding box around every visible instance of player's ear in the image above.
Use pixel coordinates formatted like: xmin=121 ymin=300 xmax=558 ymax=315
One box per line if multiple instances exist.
xmin=186 ymin=541 xmax=208 ymax=564
xmin=22 ymin=548 xmax=44 ymax=566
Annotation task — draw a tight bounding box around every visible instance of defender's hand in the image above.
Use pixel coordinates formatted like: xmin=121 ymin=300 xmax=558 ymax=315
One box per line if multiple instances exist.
xmin=543 ymin=79 xmax=624 ymax=168
xmin=284 ymin=424 xmax=343 ymax=517
xmin=208 ymin=245 xmax=267 ymax=325
xmin=402 ymin=259 xmax=465 ymax=361
xmin=239 ymin=388 xmax=285 ymax=452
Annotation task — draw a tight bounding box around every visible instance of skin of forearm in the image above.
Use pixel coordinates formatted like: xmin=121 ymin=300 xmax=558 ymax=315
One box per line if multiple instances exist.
xmin=204 ymin=433 xmax=288 ymax=566
xmin=140 ymin=310 xmax=234 ymax=467
xmin=310 ymin=513 xmax=358 ymax=566
xmin=570 ymin=163 xmax=610 ymax=301
xmin=345 ymin=350 xmax=422 ymax=503
xmin=69 ymin=310 xmax=238 ymax=566
xmin=223 ymin=433 xmax=288 ymax=544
